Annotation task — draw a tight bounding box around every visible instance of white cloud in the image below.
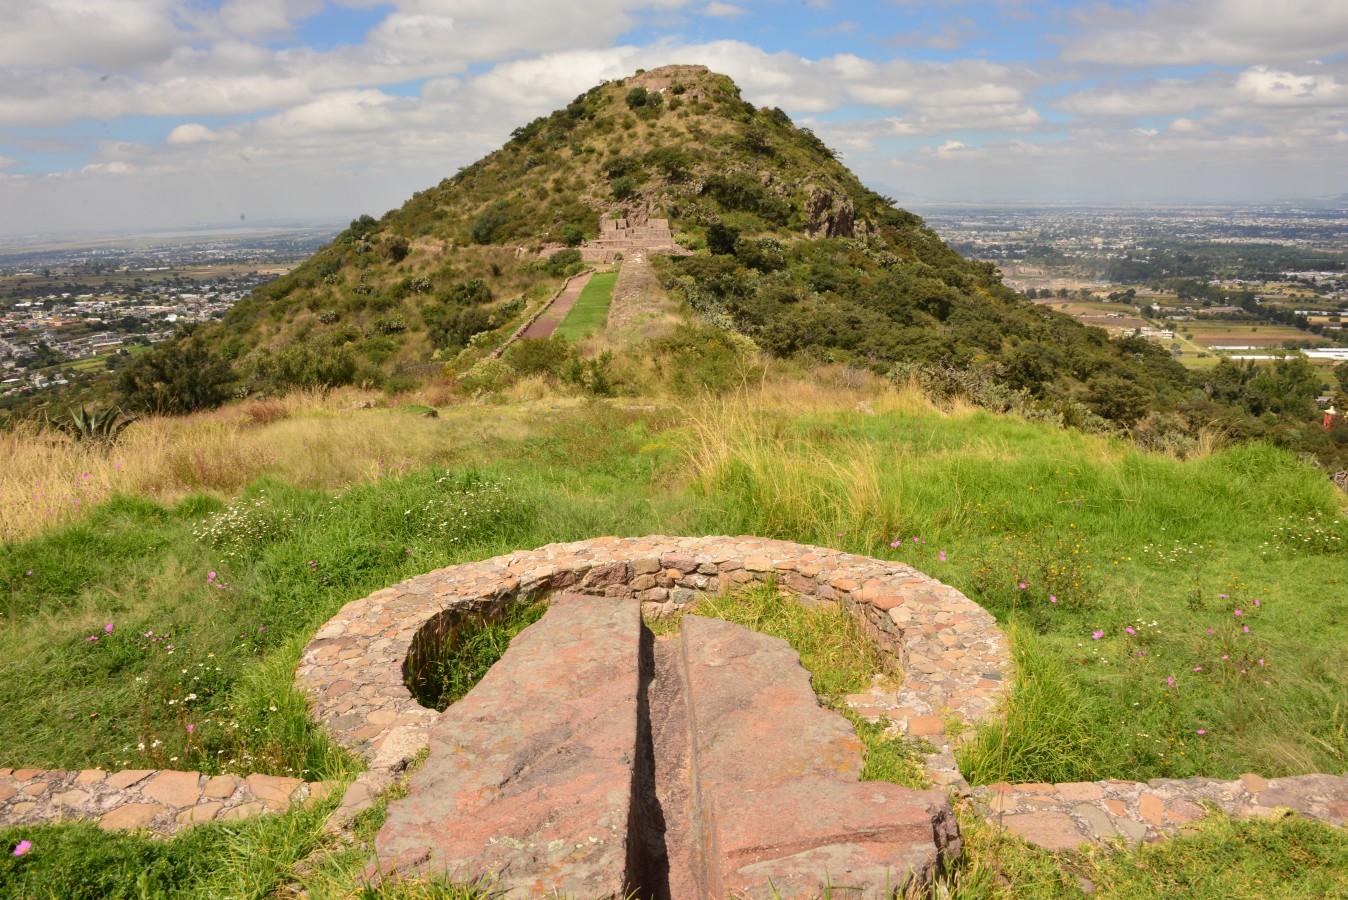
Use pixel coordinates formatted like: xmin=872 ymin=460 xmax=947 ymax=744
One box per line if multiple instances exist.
xmin=0 ymin=0 xmax=182 ymax=69
xmin=700 ymin=2 xmax=747 ymax=18
xmin=1064 ymin=0 xmax=1348 ymax=66
xmin=166 ymin=123 xmax=227 ymax=144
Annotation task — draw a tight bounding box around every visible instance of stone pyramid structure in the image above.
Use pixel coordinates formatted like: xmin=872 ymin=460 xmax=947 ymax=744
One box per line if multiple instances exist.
xmin=580 ymin=216 xmax=690 ymax=263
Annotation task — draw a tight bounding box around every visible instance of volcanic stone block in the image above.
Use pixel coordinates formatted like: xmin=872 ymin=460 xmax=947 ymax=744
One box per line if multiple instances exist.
xmin=375 ymin=594 xmax=643 ymax=897
xmin=678 ymin=615 xmax=960 ymax=899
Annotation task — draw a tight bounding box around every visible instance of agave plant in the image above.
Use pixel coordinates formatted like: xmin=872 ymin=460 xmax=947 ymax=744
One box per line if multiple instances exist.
xmin=48 ymin=405 xmax=138 ymax=444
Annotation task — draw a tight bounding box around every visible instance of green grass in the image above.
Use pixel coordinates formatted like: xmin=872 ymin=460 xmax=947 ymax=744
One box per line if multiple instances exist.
xmin=554 ymin=271 xmax=618 ymax=341
xmin=2 ymin=390 xmax=1346 ymax=896
xmin=686 ymin=401 xmax=1348 ymax=781
xmin=959 ymin=804 xmax=1348 ymax=899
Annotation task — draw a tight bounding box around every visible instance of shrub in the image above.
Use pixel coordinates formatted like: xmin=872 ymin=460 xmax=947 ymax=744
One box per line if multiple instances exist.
xmin=457 ymin=358 xmax=515 ymax=394
xmin=381 ymin=236 xmax=410 ymax=263
xmin=117 ymin=339 xmax=233 ymax=415
xmin=505 ymin=336 xmax=574 ymax=376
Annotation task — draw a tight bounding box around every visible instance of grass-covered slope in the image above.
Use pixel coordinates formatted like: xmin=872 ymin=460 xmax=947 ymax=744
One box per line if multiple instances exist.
xmin=1 ymin=378 xmax=1345 ymax=896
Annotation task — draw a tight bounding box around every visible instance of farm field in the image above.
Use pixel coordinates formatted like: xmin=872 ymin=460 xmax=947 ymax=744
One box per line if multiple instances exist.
xmin=1183 ymin=321 xmax=1335 ymax=348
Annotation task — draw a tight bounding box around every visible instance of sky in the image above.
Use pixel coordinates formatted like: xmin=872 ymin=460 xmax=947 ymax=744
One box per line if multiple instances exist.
xmin=1 ymin=0 xmax=1347 ymax=235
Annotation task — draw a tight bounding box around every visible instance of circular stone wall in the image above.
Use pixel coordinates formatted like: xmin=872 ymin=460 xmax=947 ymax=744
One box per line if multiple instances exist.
xmin=296 ymin=536 xmax=1010 ymax=785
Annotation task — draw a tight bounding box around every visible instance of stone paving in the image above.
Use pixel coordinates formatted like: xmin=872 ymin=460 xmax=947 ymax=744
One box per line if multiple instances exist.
xmin=372 ymin=594 xmax=959 ymax=898
xmin=971 ymin=773 xmax=1348 ymax=850
xmin=5 ymin=533 xmax=1346 ymax=865
xmin=294 ymin=535 xmax=1011 ymax=799
xmin=0 ymin=766 xmax=334 ymax=833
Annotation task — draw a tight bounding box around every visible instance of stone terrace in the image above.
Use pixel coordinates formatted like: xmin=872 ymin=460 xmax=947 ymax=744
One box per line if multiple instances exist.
xmin=580 ymin=217 xmax=690 ymax=263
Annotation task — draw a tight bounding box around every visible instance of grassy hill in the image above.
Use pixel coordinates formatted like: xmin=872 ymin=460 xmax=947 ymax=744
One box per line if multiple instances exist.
xmin=10 ymin=64 xmax=1336 ymax=469
xmin=1 ymin=376 xmax=1346 ymax=896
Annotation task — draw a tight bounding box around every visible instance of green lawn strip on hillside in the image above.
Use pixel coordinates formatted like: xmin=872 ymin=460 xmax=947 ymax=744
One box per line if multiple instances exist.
xmin=553 ymin=271 xmax=618 ymax=341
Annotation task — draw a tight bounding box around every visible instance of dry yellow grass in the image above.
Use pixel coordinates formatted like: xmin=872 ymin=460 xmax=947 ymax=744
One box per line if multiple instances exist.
xmin=0 ymin=389 xmax=469 ymax=542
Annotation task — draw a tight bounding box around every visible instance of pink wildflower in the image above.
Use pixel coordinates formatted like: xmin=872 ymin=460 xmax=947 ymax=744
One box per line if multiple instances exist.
xmin=1167 ymin=676 xmax=1175 ymax=687
xmin=1018 ymin=582 xmax=1028 ymax=590
xmin=13 ymin=840 xmax=31 ymax=857
xmin=1196 ymin=729 xmax=1207 ymax=735
xmin=1234 ymin=609 xmax=1243 ymax=617
xmin=104 ymin=623 xmax=114 ymax=634
xmin=1049 ymin=595 xmax=1058 ymax=603
xmin=938 ymin=551 xmax=947 ymax=562
xmin=1126 ymin=627 xmax=1136 ymax=635
xmin=1193 ymin=666 xmax=1203 ymax=671
xmin=186 ymin=724 xmax=195 ymax=734
xmin=1092 ymin=629 xmax=1104 ymax=640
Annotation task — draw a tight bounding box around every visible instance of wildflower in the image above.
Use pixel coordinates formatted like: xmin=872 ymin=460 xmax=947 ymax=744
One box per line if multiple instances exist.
xmin=1206 ymin=629 xmax=1214 ymax=634
xmin=1126 ymin=627 xmax=1136 ymax=635
xmin=1234 ymin=609 xmax=1243 ymax=617
xmin=1049 ymin=595 xmax=1058 ymax=604
xmin=938 ymin=551 xmax=947 ymax=562
xmin=207 ymin=572 xmax=216 ymax=584
xmin=13 ymin=840 xmax=31 ymax=857
xmin=86 ymin=635 xmax=98 ymax=642
xmin=1018 ymin=582 xmax=1028 ymax=590
xmin=1193 ymin=666 xmax=1203 ymax=671
xmin=1196 ymin=729 xmax=1207 ymax=735
xmin=186 ymin=724 xmax=195 ymax=734
xmin=913 ymin=537 xmax=920 ymax=543
xmin=104 ymin=623 xmax=114 ymax=634
xmin=1092 ymin=629 xmax=1104 ymax=640
xmin=889 ymin=541 xmax=901 ymax=549
xmin=1253 ymin=599 xmax=1261 ymax=607
xmin=1258 ymin=659 xmax=1265 ymax=666
xmin=1167 ymin=676 xmax=1175 ymax=687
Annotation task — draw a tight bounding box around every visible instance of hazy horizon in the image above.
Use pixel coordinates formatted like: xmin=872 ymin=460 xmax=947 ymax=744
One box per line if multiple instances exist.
xmin=3 ymin=1 xmax=1347 ymax=236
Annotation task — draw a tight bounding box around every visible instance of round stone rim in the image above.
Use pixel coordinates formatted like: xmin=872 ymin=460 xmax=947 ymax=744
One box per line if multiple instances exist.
xmin=295 ymin=535 xmax=1010 ymax=781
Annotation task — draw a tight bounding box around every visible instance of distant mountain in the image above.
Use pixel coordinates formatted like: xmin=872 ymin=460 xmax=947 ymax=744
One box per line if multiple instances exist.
xmin=107 ymin=65 xmax=1216 ymax=438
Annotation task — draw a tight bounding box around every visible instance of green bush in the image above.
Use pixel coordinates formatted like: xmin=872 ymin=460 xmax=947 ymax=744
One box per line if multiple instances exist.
xmin=505 ymin=336 xmax=574 ymax=376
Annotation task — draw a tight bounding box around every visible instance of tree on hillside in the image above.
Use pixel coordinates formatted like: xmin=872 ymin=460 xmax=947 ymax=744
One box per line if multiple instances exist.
xmin=117 ymin=337 xmax=233 ymax=415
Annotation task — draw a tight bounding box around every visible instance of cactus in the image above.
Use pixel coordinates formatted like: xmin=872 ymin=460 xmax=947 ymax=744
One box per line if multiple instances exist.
xmin=48 ymin=405 xmax=138 ymax=444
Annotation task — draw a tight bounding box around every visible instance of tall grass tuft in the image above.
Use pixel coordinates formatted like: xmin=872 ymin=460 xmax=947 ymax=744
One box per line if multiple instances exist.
xmin=957 ymin=626 xmax=1099 ymax=786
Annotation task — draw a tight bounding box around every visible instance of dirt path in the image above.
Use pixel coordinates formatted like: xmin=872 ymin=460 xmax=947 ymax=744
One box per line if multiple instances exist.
xmin=522 ymin=270 xmax=594 ymax=339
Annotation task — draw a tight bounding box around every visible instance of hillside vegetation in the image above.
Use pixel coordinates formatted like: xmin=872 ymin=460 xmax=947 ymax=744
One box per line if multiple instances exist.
xmin=2 ymin=376 xmax=1346 ymax=896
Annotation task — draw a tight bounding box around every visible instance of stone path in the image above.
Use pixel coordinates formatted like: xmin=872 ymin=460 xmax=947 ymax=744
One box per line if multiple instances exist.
xmin=0 ymin=766 xmax=334 ymax=833
xmin=6 ymin=533 xmax=1345 ymax=866
xmin=490 ymin=269 xmax=594 ymax=359
xmin=972 ymin=774 xmax=1348 ymax=850
xmin=521 ymin=270 xmax=593 ymax=339
xmin=372 ymin=594 xmax=958 ymax=898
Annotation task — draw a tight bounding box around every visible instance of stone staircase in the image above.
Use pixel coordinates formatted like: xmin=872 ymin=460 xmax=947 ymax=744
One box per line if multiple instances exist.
xmin=580 ymin=217 xmax=689 ymax=263
xmin=372 ymin=594 xmax=958 ymax=898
